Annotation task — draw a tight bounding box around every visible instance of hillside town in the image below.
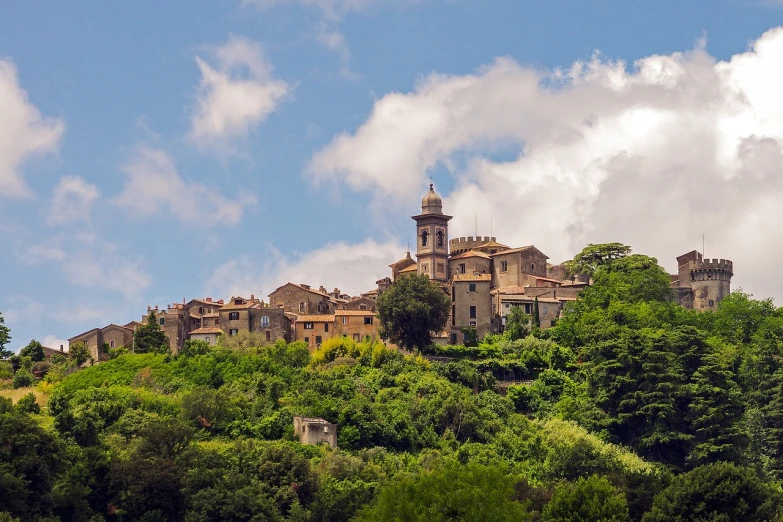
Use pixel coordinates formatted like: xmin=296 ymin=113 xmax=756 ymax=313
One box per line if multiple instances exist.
xmin=65 ymin=185 xmax=735 ymax=361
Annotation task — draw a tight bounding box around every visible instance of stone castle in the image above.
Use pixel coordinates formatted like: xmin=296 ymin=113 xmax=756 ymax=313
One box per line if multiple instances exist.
xmin=66 ymin=184 xmax=733 ymax=357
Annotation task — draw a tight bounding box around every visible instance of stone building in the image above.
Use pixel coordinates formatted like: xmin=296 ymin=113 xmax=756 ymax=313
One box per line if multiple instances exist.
xmin=185 ymin=298 xmax=224 ymax=334
xmin=269 ymin=283 xmax=347 ymax=315
xmin=340 ymin=296 xmax=376 ymax=312
xmin=293 ymin=416 xmax=337 ymax=448
xmin=450 ymin=274 xmax=492 ymax=344
xmin=69 ymin=324 xmax=134 ymax=361
xmin=295 ymin=315 xmax=335 ymax=348
xmin=671 ymin=250 xmax=734 ymax=311
xmin=142 ymin=304 xmax=190 ymax=354
xmin=334 ymin=310 xmax=379 ymax=343
xmin=215 ymin=296 xmax=292 ymax=343
xmin=413 ymin=184 xmax=452 ymax=282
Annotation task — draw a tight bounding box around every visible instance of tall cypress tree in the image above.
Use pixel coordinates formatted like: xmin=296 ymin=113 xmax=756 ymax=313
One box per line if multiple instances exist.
xmin=687 ymin=355 xmax=745 ymax=467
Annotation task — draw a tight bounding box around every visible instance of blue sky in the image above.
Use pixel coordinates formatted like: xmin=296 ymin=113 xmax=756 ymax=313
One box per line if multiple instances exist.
xmin=1 ymin=0 xmax=783 ymax=351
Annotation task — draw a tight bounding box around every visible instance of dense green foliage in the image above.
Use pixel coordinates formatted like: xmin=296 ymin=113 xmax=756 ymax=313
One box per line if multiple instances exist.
xmin=3 ymin=243 xmax=783 ymax=520
xmin=0 ymin=312 xmax=11 ymax=359
xmin=133 ymin=312 xmax=170 ymax=354
xmin=376 ymin=273 xmax=451 ymax=350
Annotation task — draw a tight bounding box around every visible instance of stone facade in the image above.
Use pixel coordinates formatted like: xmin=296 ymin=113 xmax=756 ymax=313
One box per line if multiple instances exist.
xmin=69 ymin=324 xmax=134 ymax=361
xmin=449 ymin=250 xmax=491 ymax=280
xmin=491 ymin=246 xmax=549 ymax=289
xmin=450 ymin=274 xmax=493 ymax=343
xmin=334 ymin=310 xmax=379 ymax=342
xmin=249 ymin=306 xmax=292 ymax=344
xmin=293 ymin=416 xmax=337 ymax=448
xmin=188 ymin=327 xmax=222 ymax=345
xmin=269 ymin=283 xmax=346 ymax=315
xmin=413 ymin=185 xmax=452 ymax=282
xmin=142 ymin=305 xmax=189 ymax=354
xmin=295 ymin=315 xmax=335 ymax=348
xmin=671 ymin=250 xmax=734 ymax=311
xmin=339 ymin=297 xmax=376 ymax=312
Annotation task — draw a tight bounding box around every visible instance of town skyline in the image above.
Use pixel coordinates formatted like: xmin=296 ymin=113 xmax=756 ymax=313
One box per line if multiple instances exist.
xmin=2 ymin=2 xmax=783 ymax=351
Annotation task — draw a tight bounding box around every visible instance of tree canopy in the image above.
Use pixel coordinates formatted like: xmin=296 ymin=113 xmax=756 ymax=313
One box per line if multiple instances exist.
xmin=133 ymin=311 xmax=170 ymax=354
xmin=19 ymin=339 xmax=45 ymax=362
xmin=563 ymin=242 xmax=632 ymax=277
xmin=376 ymin=273 xmax=451 ymax=350
xmin=0 ymin=312 xmax=12 ymax=359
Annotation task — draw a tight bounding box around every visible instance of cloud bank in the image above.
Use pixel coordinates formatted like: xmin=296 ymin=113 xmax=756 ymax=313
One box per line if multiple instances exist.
xmin=0 ymin=59 xmax=64 ymax=198
xmin=309 ymin=27 xmax=783 ymax=300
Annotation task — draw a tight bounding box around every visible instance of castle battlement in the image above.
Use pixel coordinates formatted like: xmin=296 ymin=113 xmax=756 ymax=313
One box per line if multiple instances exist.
xmin=449 ymin=236 xmax=497 ymax=254
xmin=694 ymin=258 xmax=733 ymax=273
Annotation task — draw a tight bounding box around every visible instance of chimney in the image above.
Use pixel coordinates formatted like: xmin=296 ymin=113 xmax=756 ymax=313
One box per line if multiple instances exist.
xmin=60 ymin=344 xmax=64 ymax=352
xmin=147 ymin=305 xmax=151 ymax=311
xmin=250 ymin=294 xmax=254 ymax=300
xmin=206 ymin=297 xmax=212 ymax=302
xmin=155 ymin=305 xmax=159 ymax=311
xmin=319 ymin=286 xmax=327 ymax=294
xmin=218 ymin=299 xmax=224 ymax=304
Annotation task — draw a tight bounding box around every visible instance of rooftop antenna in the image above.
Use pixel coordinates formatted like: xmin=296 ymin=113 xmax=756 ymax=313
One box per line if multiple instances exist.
xmin=703 ymin=234 xmax=705 ymax=259
xmin=490 ymin=214 xmax=493 ymax=237
xmin=475 ymin=214 xmax=478 ymax=238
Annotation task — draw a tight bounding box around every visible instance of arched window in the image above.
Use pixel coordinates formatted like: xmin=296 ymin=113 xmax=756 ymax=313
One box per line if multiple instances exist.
xmin=421 ymin=230 xmax=428 ymax=247
xmin=436 ymin=230 xmax=444 ymax=247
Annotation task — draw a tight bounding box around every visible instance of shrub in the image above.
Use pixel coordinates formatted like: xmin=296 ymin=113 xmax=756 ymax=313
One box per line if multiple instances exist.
xmin=31 ymin=361 xmax=52 ymax=378
xmin=0 ymin=361 xmax=13 ymax=379
xmin=0 ymin=396 xmax=12 ymax=413
xmin=15 ymin=392 xmax=40 ymax=414
xmin=12 ymin=370 xmax=34 ymax=389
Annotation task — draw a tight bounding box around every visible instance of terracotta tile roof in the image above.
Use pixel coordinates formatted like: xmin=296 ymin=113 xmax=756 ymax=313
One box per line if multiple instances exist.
xmin=270 ymin=283 xmax=349 ymax=302
xmin=220 ymin=299 xmax=262 ymax=310
xmin=478 ymin=240 xmax=509 ymax=249
xmin=42 ymin=346 xmax=68 ymax=355
xmin=390 ymin=252 xmax=416 ymax=267
xmin=450 ymin=250 xmax=491 ymax=260
xmin=189 ymin=327 xmax=224 ymax=335
xmin=490 ymin=245 xmax=549 ymax=259
xmin=534 ymin=276 xmax=564 ymax=284
xmin=491 ymin=286 xmax=528 ymax=295
xmin=188 ymin=298 xmax=224 ymax=307
xmin=335 ymin=310 xmax=376 ymax=316
xmin=399 ymin=265 xmax=418 ymax=273
xmin=453 ymin=274 xmax=492 ymax=282
xmin=295 ymin=315 xmax=335 ymax=323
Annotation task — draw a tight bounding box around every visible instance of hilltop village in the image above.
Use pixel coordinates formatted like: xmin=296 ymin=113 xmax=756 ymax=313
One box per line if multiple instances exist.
xmin=66 ymin=185 xmax=735 ymax=360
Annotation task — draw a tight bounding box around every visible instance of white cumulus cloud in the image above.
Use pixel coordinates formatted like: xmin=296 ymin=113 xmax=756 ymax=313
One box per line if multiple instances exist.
xmin=47 ymin=175 xmax=100 ymax=225
xmin=206 ymin=238 xmax=406 ymax=300
xmin=115 ymin=147 xmax=255 ymax=226
xmin=308 ymin=27 xmax=783 ymax=302
xmin=188 ymin=36 xmax=289 ymax=148
xmin=0 ymin=58 xmax=65 ymax=198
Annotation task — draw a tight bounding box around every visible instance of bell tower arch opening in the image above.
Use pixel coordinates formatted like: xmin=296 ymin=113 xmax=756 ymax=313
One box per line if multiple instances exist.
xmin=413 ymin=184 xmax=452 ymax=282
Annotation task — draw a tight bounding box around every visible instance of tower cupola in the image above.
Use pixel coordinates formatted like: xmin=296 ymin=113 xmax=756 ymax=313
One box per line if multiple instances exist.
xmin=421 ymin=183 xmax=443 ymax=215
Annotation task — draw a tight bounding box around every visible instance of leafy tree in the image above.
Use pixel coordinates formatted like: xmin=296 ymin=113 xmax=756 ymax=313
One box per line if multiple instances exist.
xmin=133 ymin=311 xmax=170 ymax=354
xmin=686 ymin=355 xmax=745 ymax=467
xmin=642 ymin=462 xmax=783 ymax=522
xmin=0 ymin=312 xmax=11 ymax=359
xmin=542 ymin=475 xmax=629 ymax=522
xmin=11 ymin=371 xmax=33 ymax=389
xmin=14 ymin=392 xmax=40 ymax=415
xmin=533 ymin=297 xmax=541 ymax=329
xmin=19 ymin=339 xmax=44 ymax=362
xmin=357 ymin=462 xmax=530 ymax=521
xmin=68 ymin=341 xmax=92 ymax=366
xmin=563 ymin=243 xmax=632 ymax=278
xmin=377 ymin=274 xmax=450 ymax=351
xmin=505 ymin=305 xmax=531 ymax=341
xmin=0 ymin=411 xmax=65 ymax=518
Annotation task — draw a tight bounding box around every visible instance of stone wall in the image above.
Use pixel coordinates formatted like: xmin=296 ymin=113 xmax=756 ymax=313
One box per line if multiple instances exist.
xmin=451 ymin=279 xmax=493 ymax=340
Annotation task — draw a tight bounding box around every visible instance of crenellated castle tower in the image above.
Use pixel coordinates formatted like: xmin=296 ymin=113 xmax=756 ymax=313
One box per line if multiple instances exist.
xmin=674 ymin=250 xmax=734 ymax=311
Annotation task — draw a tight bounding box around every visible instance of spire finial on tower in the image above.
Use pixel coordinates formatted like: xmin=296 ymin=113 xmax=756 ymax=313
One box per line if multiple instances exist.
xmin=429 ymin=182 xmax=433 ymax=190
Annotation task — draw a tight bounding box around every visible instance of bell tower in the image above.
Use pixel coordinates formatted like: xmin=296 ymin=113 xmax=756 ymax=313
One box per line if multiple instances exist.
xmin=412 ymin=184 xmax=451 ymax=282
